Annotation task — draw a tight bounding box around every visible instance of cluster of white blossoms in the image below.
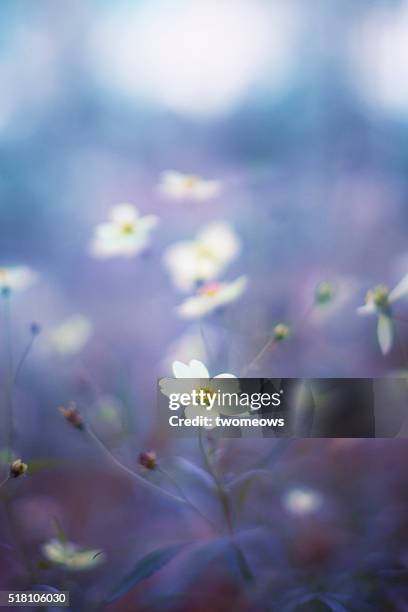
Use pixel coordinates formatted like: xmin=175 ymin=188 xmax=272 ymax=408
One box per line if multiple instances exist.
xmin=89 ymin=203 xmax=159 ymax=259
xmin=88 ymin=173 xmax=247 ymax=319
xmin=163 ymin=221 xmax=247 ymax=318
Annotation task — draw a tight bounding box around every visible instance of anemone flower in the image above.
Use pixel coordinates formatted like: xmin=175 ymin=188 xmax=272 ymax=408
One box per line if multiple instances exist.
xmin=177 ymin=277 xmax=247 ymax=319
xmin=89 ymin=204 xmax=158 ymax=258
xmin=0 ymin=266 xmax=37 ymax=293
xmin=158 ymin=171 xmax=221 ymax=201
xmin=357 ymin=274 xmax=408 ymax=354
xmin=163 ymin=221 xmax=240 ymax=292
xmin=160 ymin=359 xmax=243 ymax=428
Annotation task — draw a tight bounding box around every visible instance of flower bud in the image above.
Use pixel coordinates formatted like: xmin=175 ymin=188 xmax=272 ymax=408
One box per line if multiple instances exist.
xmin=59 ymin=403 xmax=84 ymax=430
xmin=30 ymin=322 xmax=41 ymax=336
xmin=139 ymin=451 xmax=157 ymax=470
xmin=10 ymin=459 xmax=28 ymax=478
xmin=315 ymin=281 xmax=334 ymax=305
xmin=273 ymin=323 xmax=290 ymax=342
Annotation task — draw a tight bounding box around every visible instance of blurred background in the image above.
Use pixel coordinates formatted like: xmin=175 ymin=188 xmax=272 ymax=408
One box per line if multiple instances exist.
xmin=1 ymin=0 xmax=408 ymax=609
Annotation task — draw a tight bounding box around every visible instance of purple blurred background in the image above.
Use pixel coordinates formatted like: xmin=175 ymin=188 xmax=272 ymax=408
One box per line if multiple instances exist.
xmin=1 ymin=1 xmax=408 ymax=609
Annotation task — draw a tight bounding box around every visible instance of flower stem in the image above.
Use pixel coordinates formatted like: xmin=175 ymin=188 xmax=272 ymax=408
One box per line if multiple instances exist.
xmin=3 ymin=294 xmax=15 ymax=462
xmin=157 ymin=465 xmax=217 ymax=530
xmin=85 ymin=426 xmax=190 ymax=505
xmin=242 ymin=337 xmax=277 ymax=375
xmin=198 ymin=428 xmax=253 ymax=583
xmin=14 ymin=334 xmax=37 ymax=385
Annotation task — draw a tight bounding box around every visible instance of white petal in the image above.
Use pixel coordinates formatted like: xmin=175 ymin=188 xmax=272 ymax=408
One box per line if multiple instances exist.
xmin=214 ymin=373 xmax=237 ymax=378
xmin=377 ymin=314 xmax=394 ymax=355
xmin=172 ymin=360 xmax=194 ymax=378
xmin=197 ymin=222 xmax=240 ymax=265
xmin=216 ymin=276 xmax=248 ymax=306
xmin=110 ymin=204 xmax=139 ymax=224
xmin=177 ymin=295 xmax=214 ymax=318
xmin=357 ymin=303 xmax=376 ymax=316
xmin=188 ymin=359 xmax=210 ymax=378
xmin=389 ymin=273 xmax=408 ymax=303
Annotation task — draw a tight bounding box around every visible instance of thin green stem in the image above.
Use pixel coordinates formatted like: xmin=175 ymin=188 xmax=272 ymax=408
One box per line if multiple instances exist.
xmin=198 ymin=428 xmax=253 ymax=583
xmin=14 ymin=335 xmax=37 ymax=385
xmin=242 ymin=337 xmax=277 ymax=376
xmin=0 ymin=476 xmax=9 ymax=490
xmin=3 ymin=294 xmax=15 ymax=461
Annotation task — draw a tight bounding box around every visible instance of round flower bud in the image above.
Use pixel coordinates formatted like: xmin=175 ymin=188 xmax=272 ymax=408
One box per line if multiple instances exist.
xmin=273 ymin=323 xmax=290 ymax=342
xmin=139 ymin=451 xmax=157 ymax=470
xmin=59 ymin=403 xmax=84 ymax=430
xmin=315 ymin=281 xmax=334 ymax=305
xmin=10 ymin=459 xmax=28 ymax=478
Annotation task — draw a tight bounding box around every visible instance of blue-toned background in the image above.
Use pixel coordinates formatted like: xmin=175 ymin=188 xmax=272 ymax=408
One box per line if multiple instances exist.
xmin=1 ymin=1 xmax=408 ymax=610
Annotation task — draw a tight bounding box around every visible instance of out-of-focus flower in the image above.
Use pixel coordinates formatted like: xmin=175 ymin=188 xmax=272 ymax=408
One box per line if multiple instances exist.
xmin=89 ymin=204 xmax=158 ymax=259
xmin=163 ymin=222 xmax=240 ymax=292
xmin=139 ymin=450 xmax=157 ymax=470
xmin=160 ymin=360 xmax=243 ymax=428
xmin=283 ymin=488 xmax=323 ymax=516
xmin=158 ymin=171 xmax=222 ymax=201
xmin=273 ymin=323 xmax=290 ymax=342
xmin=10 ymin=459 xmax=28 ymax=479
xmin=0 ymin=266 xmax=36 ymax=294
xmin=357 ymin=274 xmax=408 ymax=354
xmin=42 ymin=538 xmax=105 ymax=571
xmin=177 ymin=277 xmax=247 ymax=319
xmin=59 ymin=403 xmax=84 ymax=430
xmin=48 ymin=315 xmax=92 ymax=356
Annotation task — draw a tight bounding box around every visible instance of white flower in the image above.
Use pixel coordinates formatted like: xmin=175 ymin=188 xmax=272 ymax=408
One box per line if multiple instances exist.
xmin=160 ymin=359 xmax=243 ymax=428
xmin=48 ymin=315 xmax=92 ymax=356
xmin=177 ymin=277 xmax=247 ymax=319
xmin=89 ymin=204 xmax=158 ymax=258
xmin=357 ymin=274 xmax=408 ymax=354
xmin=159 ymin=171 xmax=222 ymax=201
xmin=163 ymin=221 xmax=240 ymax=292
xmin=283 ymin=488 xmax=323 ymax=516
xmin=42 ymin=539 xmax=105 ymax=571
xmin=0 ymin=266 xmax=36 ymax=293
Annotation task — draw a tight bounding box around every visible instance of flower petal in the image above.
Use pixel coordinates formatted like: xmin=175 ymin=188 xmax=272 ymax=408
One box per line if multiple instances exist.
xmin=189 ymin=360 xmax=210 ymax=378
xmin=377 ymin=314 xmax=394 ymax=355
xmin=357 ymin=303 xmax=376 ymax=316
xmin=389 ymin=273 xmax=408 ymax=303
xmin=172 ymin=360 xmax=194 ymax=378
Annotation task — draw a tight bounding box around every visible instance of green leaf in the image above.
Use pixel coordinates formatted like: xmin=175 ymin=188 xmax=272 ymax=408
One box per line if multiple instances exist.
xmin=107 ymin=543 xmax=187 ymax=603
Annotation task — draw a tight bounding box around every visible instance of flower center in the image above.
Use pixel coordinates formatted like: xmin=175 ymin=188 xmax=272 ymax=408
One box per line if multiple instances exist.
xmin=367 ymin=285 xmax=390 ymax=311
xmin=183 ymin=175 xmax=199 ymax=190
xmin=199 ymin=282 xmax=222 ymax=297
xmin=197 ymin=386 xmax=216 ymax=406
xmin=120 ymin=222 xmax=136 ymax=235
